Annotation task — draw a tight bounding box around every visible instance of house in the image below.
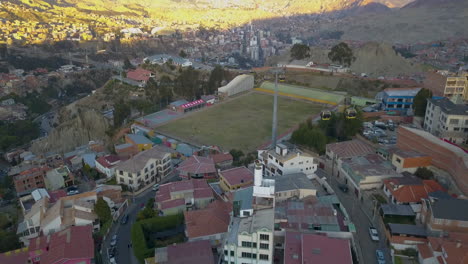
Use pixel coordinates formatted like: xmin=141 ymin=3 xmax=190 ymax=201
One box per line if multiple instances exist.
xmin=421 ymin=197 xmax=468 ymax=233
xmin=274 ymin=172 xmax=317 ymax=202
xmin=284 ymin=231 xmax=353 ymax=264
xmin=177 ymin=155 xmax=217 ymax=179
xmin=152 ymin=240 xmax=214 ymax=264
xmin=114 ymin=143 xmax=138 ymax=158
xmin=325 ymin=139 xmax=375 ymax=177
xmin=210 ymin=152 xmax=233 ymax=168
xmin=44 ymin=165 xmax=74 ymax=191
xmin=418 ymin=233 xmax=468 ymax=264
xmin=383 ymin=175 xmax=445 ymax=213
xmin=184 ymin=200 xmax=231 ymax=247
xmin=115 ymin=146 xmax=172 ymax=191
xmin=391 ymin=149 xmax=432 ymax=173
xmin=397 ymin=126 xmax=468 ymax=195
xmin=223 ymin=208 xmax=275 ymax=264
xmin=443 ymin=71 xmax=468 ymax=100
xmin=380 ymin=204 xmax=416 ymax=222
xmin=385 ymin=223 xmax=428 ymax=250
xmin=232 ymin=187 xmax=254 ymax=218
xmin=95 ymin=155 xmax=121 ymax=178
xmin=219 ymin=167 xmax=254 ymax=192
xmin=257 ymin=143 xmax=317 ymax=178
xmin=125 ymin=133 xmax=153 ymax=152
xmin=126 ymin=68 xmax=154 ymax=86
xmin=13 ymin=166 xmax=50 ymax=197
xmin=28 ymin=225 xmax=94 ymax=264
xmin=217 ymin=74 xmax=254 ymax=98
xmin=424 ymin=96 xmax=468 ymax=144
xmin=155 ymin=179 xmax=214 ymax=215
xmin=379 ymin=87 xmax=422 ymax=111
xmin=339 ymin=154 xmax=401 ymax=197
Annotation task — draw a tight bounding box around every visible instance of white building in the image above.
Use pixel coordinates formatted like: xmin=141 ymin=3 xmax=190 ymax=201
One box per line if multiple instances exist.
xmin=115 ymin=146 xmax=172 ymax=191
xmin=95 ymin=155 xmax=121 ymax=178
xmin=257 ymin=143 xmax=317 ymax=178
xmin=144 ymin=54 xmax=192 ymax=67
xmin=44 ymin=165 xmax=73 ymax=191
xmin=217 ymin=74 xmax=254 ymax=98
xmin=223 ymin=209 xmax=275 ymax=264
xmin=424 ymin=96 xmax=468 ymax=144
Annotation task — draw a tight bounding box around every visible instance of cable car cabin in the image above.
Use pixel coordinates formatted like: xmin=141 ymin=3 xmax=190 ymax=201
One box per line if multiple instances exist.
xmin=345 ymin=108 xmax=357 ymax=119
xmin=279 ymin=74 xmax=286 ymax=82
xmin=321 ymin=110 xmax=331 ymax=120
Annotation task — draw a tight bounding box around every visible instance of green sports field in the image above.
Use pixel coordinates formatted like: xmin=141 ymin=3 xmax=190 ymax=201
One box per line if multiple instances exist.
xmin=260 ymin=81 xmax=345 ymax=104
xmin=157 ymin=92 xmax=323 ymax=152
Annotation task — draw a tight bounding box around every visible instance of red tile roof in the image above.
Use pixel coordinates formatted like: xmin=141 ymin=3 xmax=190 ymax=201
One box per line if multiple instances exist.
xmin=177 ymin=156 xmax=216 ymax=174
xmin=284 ymin=231 xmax=352 ymax=264
xmin=49 ymin=189 xmax=67 ymax=203
xmin=326 ymin=139 xmax=375 ymax=159
xmin=184 ymin=200 xmax=231 ymax=238
xmin=161 ymin=198 xmax=185 ymax=210
xmin=126 ymin=68 xmax=152 ymax=82
xmin=219 ymin=167 xmax=254 ymax=186
xmin=156 ymin=179 xmax=213 ymax=210
xmin=384 ymin=178 xmax=446 ymax=203
xmin=210 ymin=153 xmax=233 ymax=164
xmin=28 ymin=225 xmax=94 ymax=264
xmin=96 ymin=155 xmax=121 ymax=169
xmin=166 ymin=240 xmax=214 ymax=264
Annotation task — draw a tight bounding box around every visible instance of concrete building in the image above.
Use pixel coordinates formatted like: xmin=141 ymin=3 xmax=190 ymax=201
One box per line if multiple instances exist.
xmin=421 ymin=197 xmax=468 ymax=233
xmin=155 ymin=179 xmax=214 ymax=216
xmin=95 ymin=155 xmax=121 ymax=178
xmin=223 ymin=209 xmax=275 ymax=264
xmin=115 ymin=146 xmax=172 ymax=191
xmin=13 ymin=166 xmax=49 ymax=197
xmin=44 ymin=165 xmax=74 ymax=191
xmin=274 ymin=172 xmax=317 ymax=202
xmin=284 ymin=231 xmax=353 ymax=264
xmin=218 ymin=74 xmax=254 ymax=98
xmin=177 ymin=155 xmax=217 ymax=180
xmin=258 ymin=143 xmax=317 ymax=178
xmin=444 ymin=72 xmax=468 ymax=100
xmin=379 ymin=87 xmax=422 ymax=111
xmin=391 ymin=149 xmax=432 ymax=173
xmin=338 ymin=154 xmax=401 ymax=197
xmin=219 ymin=167 xmax=254 ymax=192
xmin=424 ymin=97 xmax=468 ymax=144
xmin=325 ymin=139 xmax=375 ymax=177
xmin=125 ymin=133 xmax=153 ymax=152
xmin=397 ymin=126 xmax=468 ymax=195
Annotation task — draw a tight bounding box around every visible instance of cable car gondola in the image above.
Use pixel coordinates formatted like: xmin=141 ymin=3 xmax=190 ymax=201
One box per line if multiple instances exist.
xmin=321 ymin=110 xmax=331 ymax=120
xmin=279 ymin=74 xmax=286 ymax=82
xmin=345 ymin=108 xmax=357 ymax=119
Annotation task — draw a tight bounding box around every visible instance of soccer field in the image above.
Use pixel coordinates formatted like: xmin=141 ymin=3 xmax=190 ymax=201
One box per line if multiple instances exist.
xmin=157 ymin=92 xmax=323 ymax=152
xmin=259 ymin=81 xmax=345 ymax=105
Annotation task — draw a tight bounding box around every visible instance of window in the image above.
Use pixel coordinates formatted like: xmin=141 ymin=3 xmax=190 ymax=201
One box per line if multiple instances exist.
xmin=396 ymin=158 xmax=401 ymax=164
xmin=454 ymin=127 xmax=460 ymax=131
xmin=224 ymin=250 xmax=228 ymax=255
xmin=119 ymin=171 xmax=123 ymax=175
xmin=260 ymin=234 xmax=269 ymax=241
xmin=242 ymin=241 xmax=252 ymax=247
xmin=299 ymin=161 xmax=303 ymax=165
xmin=290 ymin=162 xmax=294 ymax=165
xmin=145 ymin=168 xmax=148 ymax=173
xmin=260 ymin=243 xmax=269 ymax=250
xmin=260 ymin=254 xmax=269 ymax=260
xmin=230 ymin=251 xmax=234 ymax=256
xmin=449 ymin=119 xmax=459 ymax=125
xmin=151 ymin=164 xmax=154 ymax=169
xmin=137 ymin=172 xmax=141 ymax=176
xmin=279 ymin=162 xmax=284 ymax=167
xmin=253 ymin=242 xmax=257 ymax=248
xmin=129 ymin=180 xmax=133 ymax=184
xmin=241 ymin=252 xmax=252 ymax=258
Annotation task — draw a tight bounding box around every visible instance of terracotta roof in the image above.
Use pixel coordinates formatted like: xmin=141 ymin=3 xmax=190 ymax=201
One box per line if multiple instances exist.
xmin=29 ymin=225 xmax=94 ymax=264
xmin=127 ymin=68 xmax=152 ymax=82
xmin=326 ymin=139 xmax=374 ymax=159
xmin=161 ymin=199 xmax=185 ymax=210
xmin=177 ymin=155 xmax=216 ymax=174
xmin=96 ymin=155 xmax=121 ymax=169
xmin=386 ymin=178 xmax=446 ymax=203
xmin=210 ymin=153 xmax=233 ymax=164
xmin=219 ymin=167 xmax=254 ymax=186
xmin=166 ymin=240 xmax=214 ymax=264
xmin=184 ymin=200 xmax=231 ymax=238
xmin=417 ymin=244 xmax=433 ymax=259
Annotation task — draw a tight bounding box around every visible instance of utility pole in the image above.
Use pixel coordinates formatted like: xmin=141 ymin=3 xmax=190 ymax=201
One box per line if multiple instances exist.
xmin=272 ymin=70 xmax=278 ymax=149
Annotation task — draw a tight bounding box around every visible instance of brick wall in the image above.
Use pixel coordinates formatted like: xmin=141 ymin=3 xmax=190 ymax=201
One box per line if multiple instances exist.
xmin=397 ymin=126 xmax=468 ymax=195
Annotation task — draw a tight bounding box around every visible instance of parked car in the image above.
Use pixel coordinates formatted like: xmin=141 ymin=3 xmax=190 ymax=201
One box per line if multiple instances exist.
xmin=369 ymin=227 xmax=379 ymax=241
xmin=110 ymin=235 xmax=117 ymax=247
xmin=338 ymin=184 xmax=349 ymax=193
xmin=108 ymin=247 xmax=117 ymax=258
xmin=376 ymin=249 xmax=386 ymax=264
xmin=66 ymin=186 xmax=79 ymax=196
xmin=109 ymin=257 xmax=117 ymax=264
xmin=121 ymin=214 xmax=129 ymax=225
xmin=152 ymin=184 xmax=160 ymax=191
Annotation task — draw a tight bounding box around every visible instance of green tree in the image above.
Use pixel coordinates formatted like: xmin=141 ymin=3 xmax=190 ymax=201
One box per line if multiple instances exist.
xmin=414 ymin=167 xmax=434 ymax=180
xmin=123 ymin=58 xmax=134 ymax=70
xmin=175 ymin=67 xmax=201 ymax=98
xmin=94 ymin=197 xmax=111 ymax=224
xmin=207 ymin=65 xmax=225 ymax=94
xmin=229 ymin=149 xmax=244 ymax=163
xmin=179 ymin=50 xmax=187 ymax=58
xmin=290 ymin=44 xmax=310 ymax=60
xmin=328 ymin=42 xmax=355 ymax=67
xmin=0 ymin=230 xmax=21 ymax=253
xmin=113 ymin=99 xmax=131 ymax=127
xmin=413 ymin=88 xmax=433 ymax=117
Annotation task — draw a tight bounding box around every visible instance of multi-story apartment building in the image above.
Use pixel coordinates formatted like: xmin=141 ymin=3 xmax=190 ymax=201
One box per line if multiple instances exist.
xmin=224 ymin=209 xmax=274 ymax=264
xmin=258 ymin=143 xmax=317 ymax=178
xmin=424 ymin=97 xmax=468 ymax=144
xmin=115 ymin=146 xmax=172 ymax=191
xmin=443 ymin=72 xmax=468 ymax=100
xmin=13 ymin=166 xmax=49 ymax=197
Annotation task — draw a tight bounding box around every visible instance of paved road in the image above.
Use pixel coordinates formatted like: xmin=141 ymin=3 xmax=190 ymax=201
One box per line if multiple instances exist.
xmin=328 ymin=175 xmax=391 ymax=264
xmin=102 ymin=172 xmax=180 ymax=264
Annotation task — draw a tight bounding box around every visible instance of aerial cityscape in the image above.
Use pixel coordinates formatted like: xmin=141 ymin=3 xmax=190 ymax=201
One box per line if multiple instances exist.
xmin=0 ymin=0 xmax=467 ymax=263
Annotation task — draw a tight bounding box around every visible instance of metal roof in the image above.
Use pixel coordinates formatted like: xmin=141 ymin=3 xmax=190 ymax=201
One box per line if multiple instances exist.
xmin=388 ymin=223 xmax=427 ymax=237
xmin=381 ymin=204 xmax=415 ymax=216
xmin=428 ymin=97 xmax=468 ymax=116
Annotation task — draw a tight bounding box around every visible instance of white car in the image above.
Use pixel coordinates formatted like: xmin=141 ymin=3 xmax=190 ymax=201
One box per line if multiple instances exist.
xmin=110 ymin=235 xmax=117 ymax=247
xmin=369 ymin=227 xmax=379 ymax=241
xmin=152 ymin=184 xmax=160 ymax=191
xmin=109 ymin=257 xmax=117 ymax=264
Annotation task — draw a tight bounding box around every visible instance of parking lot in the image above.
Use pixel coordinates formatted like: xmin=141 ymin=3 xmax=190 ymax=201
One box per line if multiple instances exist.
xmin=362 ymin=120 xmax=398 ymax=146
